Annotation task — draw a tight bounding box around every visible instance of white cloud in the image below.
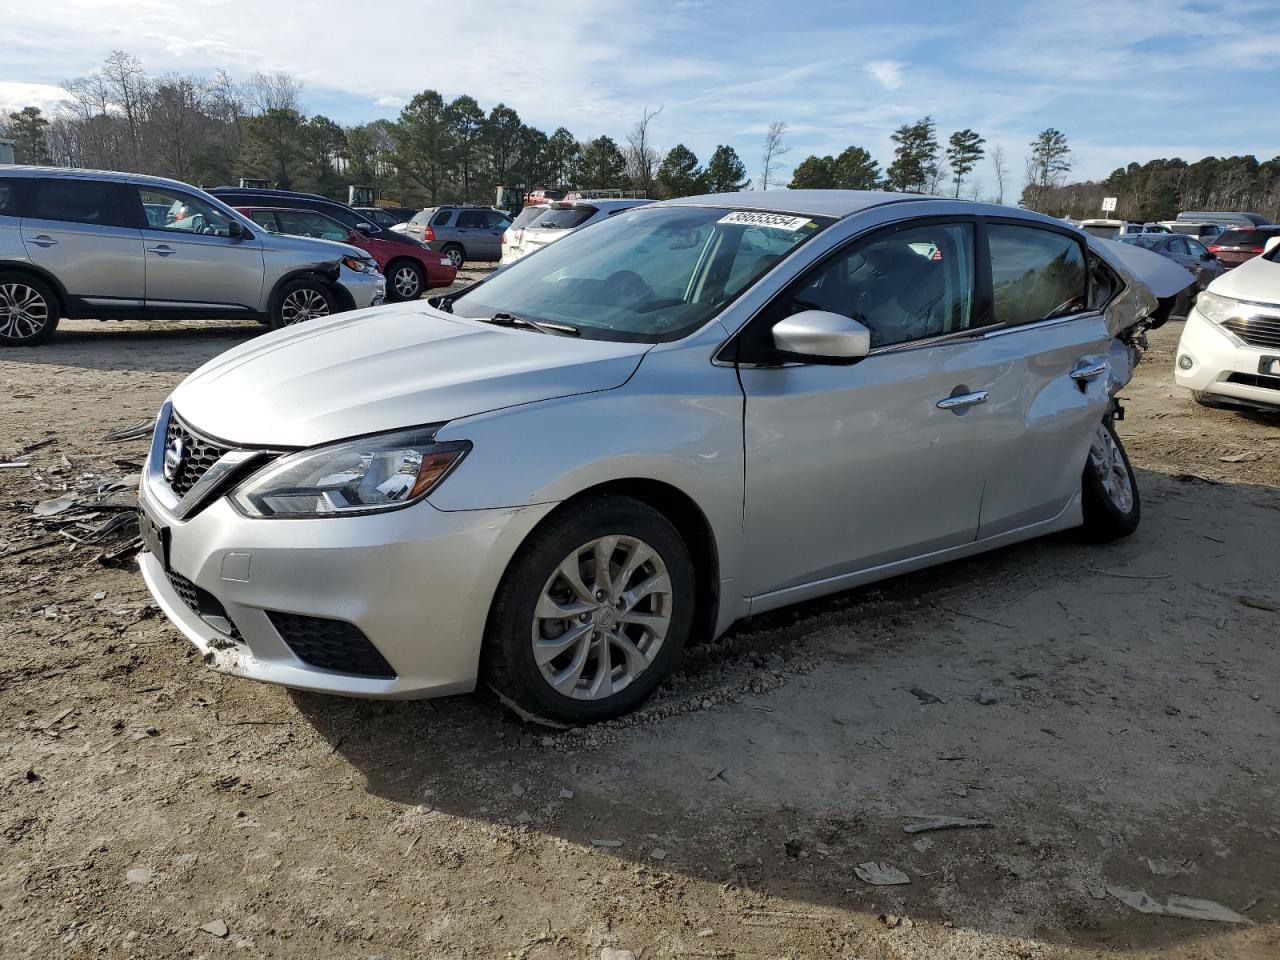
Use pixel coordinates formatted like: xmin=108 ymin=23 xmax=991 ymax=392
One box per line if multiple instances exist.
xmin=0 ymin=81 xmax=70 ymax=115
xmin=864 ymin=60 xmax=905 ymax=90
xmin=374 ymin=95 xmax=406 ymax=109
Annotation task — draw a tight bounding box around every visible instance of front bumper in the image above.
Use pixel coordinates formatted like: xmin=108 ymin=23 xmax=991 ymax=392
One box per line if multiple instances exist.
xmin=1174 ymin=309 xmax=1280 ymax=409
xmin=138 ymin=463 xmax=555 ymax=698
xmin=338 ymin=266 xmax=386 ymax=309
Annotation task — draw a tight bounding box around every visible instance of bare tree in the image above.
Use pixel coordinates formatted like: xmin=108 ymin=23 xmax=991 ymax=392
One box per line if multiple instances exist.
xmin=991 ymin=145 xmax=1008 ymax=205
xmin=624 ymin=104 xmax=663 ymax=197
xmin=100 ymin=50 xmax=148 ymax=166
xmin=760 ymin=121 xmax=789 ymax=190
xmin=246 ymin=72 xmax=303 ymax=115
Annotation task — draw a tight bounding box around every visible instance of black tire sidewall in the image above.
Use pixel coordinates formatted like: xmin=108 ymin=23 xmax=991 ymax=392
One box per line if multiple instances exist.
xmin=1080 ymin=418 xmax=1141 ymax=541
xmin=270 ymin=279 xmax=337 ymax=330
xmin=484 ymin=496 xmax=695 ymax=725
xmin=0 ymin=272 xmax=60 ymax=346
xmin=387 ymin=261 xmax=423 ymax=302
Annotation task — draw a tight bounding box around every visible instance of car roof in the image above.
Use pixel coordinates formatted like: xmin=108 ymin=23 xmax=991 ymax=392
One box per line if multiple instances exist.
xmin=234 ymin=205 xmax=341 ymax=217
xmin=657 ymin=189 xmax=929 ymax=219
xmin=209 ymin=186 xmax=332 ymax=200
xmin=0 ymin=164 xmax=214 ymax=193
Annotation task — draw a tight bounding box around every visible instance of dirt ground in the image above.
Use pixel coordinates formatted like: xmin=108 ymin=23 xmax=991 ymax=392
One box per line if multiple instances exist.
xmin=1 ymin=297 xmax=1278 ymax=960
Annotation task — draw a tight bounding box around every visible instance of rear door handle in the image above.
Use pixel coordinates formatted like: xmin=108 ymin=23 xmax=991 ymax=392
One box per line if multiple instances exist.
xmin=28 ymin=235 xmax=59 ymax=248
xmin=1070 ymin=360 xmax=1109 ymax=381
xmin=936 ymin=390 xmax=989 ymax=411
xmin=148 ymin=245 xmax=175 ymax=257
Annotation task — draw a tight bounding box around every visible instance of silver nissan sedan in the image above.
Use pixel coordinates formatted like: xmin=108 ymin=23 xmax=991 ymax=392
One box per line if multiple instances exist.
xmin=137 ymin=190 xmax=1178 ymax=725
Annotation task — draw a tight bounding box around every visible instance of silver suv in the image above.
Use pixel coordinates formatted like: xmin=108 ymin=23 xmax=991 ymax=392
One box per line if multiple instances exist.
xmin=402 ymin=206 xmax=511 ymax=268
xmin=0 ymin=167 xmax=385 ymax=346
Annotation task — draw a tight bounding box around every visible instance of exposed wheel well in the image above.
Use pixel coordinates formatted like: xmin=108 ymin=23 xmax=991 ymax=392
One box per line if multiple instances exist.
xmin=519 ymin=479 xmax=720 ymax=644
xmin=0 ymin=262 xmax=69 ymax=316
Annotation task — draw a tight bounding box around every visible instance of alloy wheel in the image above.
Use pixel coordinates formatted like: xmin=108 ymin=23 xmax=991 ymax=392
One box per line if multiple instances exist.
xmin=393 ymin=265 xmax=421 ymax=299
xmin=1089 ymin=422 xmax=1134 ymax=513
xmin=531 ymin=535 xmax=672 ymax=700
xmin=0 ymin=282 xmax=50 ymax=340
xmin=280 ymin=288 xmax=330 ymax=325
xmin=445 ymin=247 xmax=463 ymax=269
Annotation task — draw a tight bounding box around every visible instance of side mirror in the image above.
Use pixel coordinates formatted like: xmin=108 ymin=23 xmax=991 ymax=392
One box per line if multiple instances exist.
xmin=227 ymin=220 xmax=246 ymax=239
xmin=1200 ymin=252 xmax=1212 ymax=261
xmin=354 ymin=222 xmax=374 ymax=234
xmin=1265 ymin=236 xmax=1280 ymax=255
xmin=772 ymin=310 xmax=871 ymax=363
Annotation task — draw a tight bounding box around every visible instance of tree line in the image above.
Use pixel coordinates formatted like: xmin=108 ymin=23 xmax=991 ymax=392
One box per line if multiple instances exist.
xmin=4 ymin=51 xmax=1278 ymax=220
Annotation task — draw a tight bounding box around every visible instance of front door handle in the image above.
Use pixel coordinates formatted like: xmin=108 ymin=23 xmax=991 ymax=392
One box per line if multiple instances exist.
xmin=148 ymin=245 xmax=175 ymax=257
xmin=28 ymin=235 xmax=59 ymax=248
xmin=936 ymin=390 xmax=989 ymax=411
xmin=1070 ymin=359 xmax=1109 ymax=381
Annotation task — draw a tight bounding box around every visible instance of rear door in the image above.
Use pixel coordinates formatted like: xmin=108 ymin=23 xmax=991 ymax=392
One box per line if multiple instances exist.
xmin=21 ymin=177 xmax=145 ymax=309
xmin=134 ymin=186 xmax=265 ymax=312
xmin=455 ymin=209 xmax=500 ymax=259
xmin=975 ymin=222 xmax=1111 ymax=538
xmin=737 ymin=218 xmax=1020 ymax=598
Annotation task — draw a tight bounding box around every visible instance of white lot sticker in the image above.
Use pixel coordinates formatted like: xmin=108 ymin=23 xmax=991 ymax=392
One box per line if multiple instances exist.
xmin=718 ymin=211 xmax=813 ymax=231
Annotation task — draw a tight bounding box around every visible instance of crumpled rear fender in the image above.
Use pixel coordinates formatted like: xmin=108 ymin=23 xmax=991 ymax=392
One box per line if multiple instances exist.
xmin=1088 ymin=237 xmax=1196 ymax=337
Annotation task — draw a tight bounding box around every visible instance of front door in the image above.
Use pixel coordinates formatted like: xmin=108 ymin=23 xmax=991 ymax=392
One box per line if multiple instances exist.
xmin=134 ymin=186 xmax=264 ymax=313
xmin=21 ymin=178 xmax=144 ymax=309
xmin=737 ymin=219 xmax=1017 ymax=598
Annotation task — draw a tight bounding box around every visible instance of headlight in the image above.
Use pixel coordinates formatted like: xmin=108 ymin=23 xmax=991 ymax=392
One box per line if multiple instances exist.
xmin=231 ymin=427 xmax=469 ymax=518
xmin=1195 ymin=291 xmax=1239 ymax=325
xmin=341 ymin=255 xmax=379 ymax=275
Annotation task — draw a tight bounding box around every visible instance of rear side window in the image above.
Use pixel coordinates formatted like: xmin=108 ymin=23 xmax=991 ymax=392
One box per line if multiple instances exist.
xmin=457 ymin=210 xmax=490 ymax=229
xmin=0 ymin=178 xmax=24 ymax=215
xmin=988 ymin=224 xmax=1087 ymax=326
xmin=1088 ymin=253 xmax=1122 ymax=311
xmin=511 ymin=206 xmax=548 ymax=229
xmin=486 ymin=211 xmax=511 ymax=229
xmin=432 ymin=210 xmax=452 ymax=227
xmin=31 ymin=179 xmax=135 ymax=228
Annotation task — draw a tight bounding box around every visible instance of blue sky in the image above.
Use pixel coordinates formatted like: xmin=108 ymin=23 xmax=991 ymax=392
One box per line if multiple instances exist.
xmin=3 ymin=0 xmax=1279 ymax=194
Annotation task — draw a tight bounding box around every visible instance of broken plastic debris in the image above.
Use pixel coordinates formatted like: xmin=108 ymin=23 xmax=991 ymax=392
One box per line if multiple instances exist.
xmin=903 ymin=817 xmax=994 ymax=834
xmin=1109 ymin=887 xmax=1252 ymax=924
xmin=854 ymin=861 xmax=910 ymax=885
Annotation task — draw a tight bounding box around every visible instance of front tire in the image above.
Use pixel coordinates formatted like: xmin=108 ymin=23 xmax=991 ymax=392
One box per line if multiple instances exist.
xmin=0 ymin=272 xmax=60 ymax=346
xmin=1080 ymin=418 xmax=1140 ymax=542
xmin=387 ymin=260 xmax=424 ymax=302
xmin=270 ymin=279 xmax=336 ymax=330
xmin=484 ymin=496 xmax=695 ymax=725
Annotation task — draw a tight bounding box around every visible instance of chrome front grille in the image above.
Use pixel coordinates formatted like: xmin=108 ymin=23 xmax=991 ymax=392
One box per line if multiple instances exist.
xmin=1223 ymin=312 xmax=1280 ymax=350
xmin=164 ymin=412 xmax=232 ymax=498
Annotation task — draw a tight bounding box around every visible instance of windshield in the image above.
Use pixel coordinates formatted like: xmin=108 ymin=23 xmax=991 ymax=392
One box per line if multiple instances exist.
xmin=528 ymin=206 xmax=596 ymax=230
xmin=1082 ymin=224 xmax=1121 ymax=239
xmin=449 ymin=205 xmax=832 ymax=342
xmin=511 ymin=206 xmax=549 ymax=230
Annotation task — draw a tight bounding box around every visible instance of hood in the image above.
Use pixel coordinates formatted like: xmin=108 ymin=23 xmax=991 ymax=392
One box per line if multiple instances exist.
xmin=1206 ymin=252 xmax=1280 ymax=305
xmin=257 ymin=230 xmax=368 ymax=261
xmin=1089 ymin=237 xmax=1196 ymax=336
xmin=170 ymin=302 xmax=649 ymax=447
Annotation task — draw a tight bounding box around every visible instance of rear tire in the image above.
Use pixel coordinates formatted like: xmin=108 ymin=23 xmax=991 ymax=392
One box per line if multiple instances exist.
xmin=1080 ymin=418 xmax=1140 ymax=542
xmin=441 ymin=244 xmax=465 ymax=270
xmin=270 ymin=279 xmax=337 ymax=330
xmin=484 ymin=496 xmax=695 ymax=726
xmin=386 ymin=260 xmax=424 ymax=302
xmin=0 ymin=272 xmax=60 ymax=346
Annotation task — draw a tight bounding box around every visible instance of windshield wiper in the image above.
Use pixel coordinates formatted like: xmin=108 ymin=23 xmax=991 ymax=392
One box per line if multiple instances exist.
xmin=488 ymin=312 xmax=580 ymax=337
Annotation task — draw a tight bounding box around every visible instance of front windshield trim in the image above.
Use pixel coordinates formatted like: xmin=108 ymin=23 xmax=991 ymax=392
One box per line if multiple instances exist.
xmin=449 ymin=204 xmax=835 ymax=344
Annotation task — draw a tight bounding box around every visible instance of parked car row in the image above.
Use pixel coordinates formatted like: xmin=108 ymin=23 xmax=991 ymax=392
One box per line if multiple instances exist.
xmin=500 ymin=198 xmax=650 ymax=264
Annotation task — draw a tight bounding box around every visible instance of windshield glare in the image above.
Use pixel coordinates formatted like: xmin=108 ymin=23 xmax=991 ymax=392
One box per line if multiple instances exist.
xmin=450 ymin=206 xmax=831 ymax=341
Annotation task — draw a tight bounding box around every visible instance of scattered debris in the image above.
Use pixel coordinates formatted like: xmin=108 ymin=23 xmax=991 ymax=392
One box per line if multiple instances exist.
xmin=696 ymin=928 xmax=714 ymax=938
xmin=590 ymin=839 xmax=623 ymax=848
xmin=1041 ymin=727 xmax=1065 ymax=740
xmin=855 ymin=862 xmax=910 ymax=886
xmin=125 ymin=867 xmax=153 ymax=884
xmin=102 ymin=418 xmax=156 ymax=443
xmin=511 ymin=782 xmax=526 ymax=798
xmin=33 ymin=493 xmax=80 ymax=518
xmin=558 ymin=788 xmax=575 ymax=800
xmin=912 ymin=837 xmax=934 ymax=853
xmin=1147 ymin=857 xmax=1192 ymax=877
xmin=515 ymin=811 xmax=533 ymax=825
xmin=706 ymin=765 xmax=726 ymax=781
xmin=199 ymin=919 xmax=229 ymax=938
xmin=1108 ymin=887 xmax=1251 ymax=924
xmin=1218 ymin=452 xmax=1256 ymax=463
xmin=1238 ymin=595 xmax=1279 ymax=613
xmin=0 ymin=460 xmax=31 ymax=469
xmin=975 ymin=689 xmax=1000 ymax=705
xmin=1172 ymin=473 xmax=1219 ymax=485
xmin=649 ymin=848 xmax=668 ymax=861
xmin=600 ymin=949 xmax=636 ymax=960
xmin=910 ymin=687 xmax=944 ymax=704
xmin=904 ymin=817 xmax=993 ymax=835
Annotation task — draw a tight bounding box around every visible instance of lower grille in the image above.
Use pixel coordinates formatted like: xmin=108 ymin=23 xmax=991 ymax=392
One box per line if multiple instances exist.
xmin=268 ymin=612 xmax=396 ymax=678
xmin=165 ymin=568 xmax=244 ymax=644
xmin=1222 ymin=315 xmax=1280 ymax=349
xmin=1226 ymin=372 xmax=1280 ymax=391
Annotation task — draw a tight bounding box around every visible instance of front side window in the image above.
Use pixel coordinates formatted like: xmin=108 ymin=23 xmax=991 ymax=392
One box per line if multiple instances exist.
xmin=247 ymin=210 xmax=279 ymax=232
xmin=447 ymin=206 xmax=832 ymax=342
xmin=988 ymin=224 xmax=1086 ymax=326
xmin=786 ymin=222 xmax=977 ymax=350
xmin=138 ymin=188 xmax=235 ymax=237
xmin=0 ymin=178 xmax=23 ymax=216
xmin=32 ymin=179 xmax=134 ymax=228
xmin=274 ymin=210 xmax=350 ymax=242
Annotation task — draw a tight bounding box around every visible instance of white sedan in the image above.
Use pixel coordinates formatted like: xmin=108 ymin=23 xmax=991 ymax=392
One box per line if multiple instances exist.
xmin=1175 ymin=236 xmax=1280 ymax=410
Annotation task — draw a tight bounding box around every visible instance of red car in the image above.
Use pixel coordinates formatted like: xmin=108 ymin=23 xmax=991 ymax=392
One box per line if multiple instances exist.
xmin=236 ymin=206 xmax=457 ymax=301
xmin=1208 ymin=226 xmax=1280 ymax=270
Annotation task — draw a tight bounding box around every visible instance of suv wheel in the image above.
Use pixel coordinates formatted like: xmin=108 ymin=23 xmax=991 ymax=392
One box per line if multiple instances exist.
xmin=0 ymin=272 xmax=60 ymax=346
xmin=271 ymin=279 xmax=337 ymax=330
xmin=441 ymin=244 xmax=465 ymax=270
xmin=387 ymin=260 xmax=424 ymax=302
xmin=484 ymin=496 xmax=695 ymax=726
